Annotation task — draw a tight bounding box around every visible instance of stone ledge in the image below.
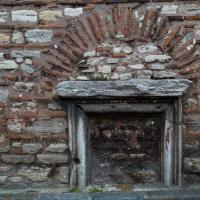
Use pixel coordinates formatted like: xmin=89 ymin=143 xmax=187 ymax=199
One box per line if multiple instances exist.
xmin=1 ymin=189 xmax=200 ymax=200
xmin=56 ymin=79 xmax=192 ymax=99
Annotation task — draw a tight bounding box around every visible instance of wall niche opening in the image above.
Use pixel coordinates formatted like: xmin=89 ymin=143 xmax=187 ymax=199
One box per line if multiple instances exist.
xmin=56 ymin=80 xmax=191 ymax=191
xmin=89 ymin=113 xmax=162 ymax=186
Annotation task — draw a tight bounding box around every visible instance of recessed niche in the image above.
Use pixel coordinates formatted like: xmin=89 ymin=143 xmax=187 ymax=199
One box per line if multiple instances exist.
xmin=89 ymin=113 xmax=162 ymax=185
xmin=56 ymin=80 xmax=191 ymax=190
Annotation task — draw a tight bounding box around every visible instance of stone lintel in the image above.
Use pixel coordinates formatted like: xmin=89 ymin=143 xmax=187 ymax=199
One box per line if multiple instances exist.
xmin=56 ymin=79 xmax=192 ymax=99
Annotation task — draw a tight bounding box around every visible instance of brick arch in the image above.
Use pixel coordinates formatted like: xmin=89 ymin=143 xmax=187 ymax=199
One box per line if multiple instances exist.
xmin=38 ymin=5 xmax=199 ymax=89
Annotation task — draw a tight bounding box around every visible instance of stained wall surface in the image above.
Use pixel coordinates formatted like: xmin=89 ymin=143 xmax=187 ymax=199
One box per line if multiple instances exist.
xmin=0 ymin=0 xmax=199 ymax=189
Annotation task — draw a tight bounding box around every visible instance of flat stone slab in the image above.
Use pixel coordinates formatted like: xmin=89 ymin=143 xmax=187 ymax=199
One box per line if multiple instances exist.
xmin=56 ymin=79 xmax=192 ymax=99
xmin=1 ymin=189 xmax=200 ymax=200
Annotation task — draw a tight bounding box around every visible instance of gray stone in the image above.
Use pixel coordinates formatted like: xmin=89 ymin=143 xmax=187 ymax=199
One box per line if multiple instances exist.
xmin=11 ymin=50 xmax=41 ymax=58
xmin=27 ymin=102 xmax=37 ymax=110
xmin=7 ymin=122 xmax=21 ymax=133
xmin=116 ymin=66 xmax=126 ymax=72
xmin=76 ymin=76 xmax=89 ymax=81
xmin=58 ymin=167 xmax=69 ymax=183
xmin=0 ymin=165 xmax=11 ymax=173
xmin=24 ymin=58 xmax=32 ymax=65
xmin=1 ymin=155 xmax=34 ymax=164
xmin=45 ymin=143 xmax=68 ymax=153
xmin=161 ymin=5 xmax=178 ymax=15
xmin=37 ymin=154 xmax=68 ymax=164
xmin=128 ymin=64 xmax=144 ymax=70
xmin=106 ymin=58 xmax=119 ymax=64
xmin=0 ymin=144 xmax=10 ymax=153
xmin=112 ymin=47 xmax=122 ymax=53
xmin=111 ymin=73 xmax=119 ymax=80
xmin=14 ymin=82 xmax=33 ymax=92
xmin=87 ymin=57 xmax=104 ymax=66
xmin=150 ymin=63 xmax=165 ymax=70
xmin=119 ymin=73 xmax=132 ymax=80
xmin=64 ymin=7 xmax=83 ymax=16
xmin=39 ymin=10 xmax=63 ymax=21
xmin=187 ymin=98 xmax=197 ymax=110
xmin=122 ymin=47 xmax=132 ymax=54
xmin=0 ymin=176 xmax=8 ymax=184
xmin=26 ymin=118 xmax=66 ymax=134
xmin=153 ymin=71 xmax=177 ymax=79
xmin=11 ymin=10 xmax=37 ymax=22
xmin=22 ymin=143 xmax=43 ymax=154
xmin=179 ymin=4 xmax=200 ymax=15
xmin=184 ymin=158 xmax=200 ymax=173
xmin=25 ymin=29 xmax=53 ymax=43
xmin=83 ymin=51 xmax=96 ymax=57
xmin=137 ymin=44 xmax=158 ymax=53
xmin=8 ymin=177 xmax=22 ymax=183
xmin=12 ymin=30 xmax=24 ymax=43
xmin=56 ymin=79 xmax=192 ymax=98
xmin=0 ymin=11 xmax=9 ymax=23
xmin=98 ymin=65 xmax=111 ymax=74
xmin=18 ymin=166 xmax=51 ymax=182
xmin=135 ymin=70 xmax=152 ymax=79
xmin=16 ymin=57 xmax=24 ymax=63
xmin=0 ymin=60 xmax=18 ymax=70
xmin=21 ymin=64 xmax=34 ymax=74
xmin=0 ymin=52 xmax=4 ymax=58
xmin=48 ymin=103 xmax=62 ymax=111
xmin=0 ymin=89 xmax=9 ymax=102
xmin=145 ymin=54 xmax=171 ymax=63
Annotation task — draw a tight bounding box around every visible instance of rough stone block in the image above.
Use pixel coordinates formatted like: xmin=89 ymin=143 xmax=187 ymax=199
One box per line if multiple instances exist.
xmin=11 ymin=50 xmax=41 ymax=58
xmin=83 ymin=51 xmax=96 ymax=57
xmin=0 ymin=89 xmax=9 ymax=102
xmin=0 ymin=33 xmax=10 ymax=43
xmin=0 ymin=176 xmax=8 ymax=185
xmin=152 ymin=71 xmax=176 ymax=79
xmin=58 ymin=166 xmax=69 ymax=183
xmin=135 ymin=70 xmax=152 ymax=79
xmin=145 ymin=55 xmax=171 ymax=63
xmin=21 ymin=64 xmax=34 ymax=74
xmin=7 ymin=122 xmax=21 ymax=133
xmin=12 ymin=30 xmax=24 ymax=44
xmin=14 ymin=82 xmax=33 ymax=92
xmin=18 ymin=166 xmax=51 ymax=182
xmin=179 ymin=4 xmax=200 ymax=15
xmin=161 ymin=5 xmax=178 ymax=15
xmin=8 ymin=177 xmax=22 ymax=183
xmin=39 ymin=10 xmax=63 ymax=21
xmin=0 ymin=11 xmax=9 ymax=23
xmin=0 ymin=165 xmax=11 ymax=173
xmin=106 ymin=58 xmax=119 ymax=64
xmin=137 ymin=44 xmax=157 ymax=53
xmin=45 ymin=144 xmax=68 ymax=153
xmin=184 ymin=158 xmax=200 ymax=173
xmin=128 ymin=64 xmax=144 ymax=70
xmin=1 ymin=155 xmax=34 ymax=164
xmin=11 ymin=10 xmax=37 ymax=22
xmin=22 ymin=143 xmax=43 ymax=154
xmin=64 ymin=7 xmax=83 ymax=16
xmin=37 ymin=154 xmax=68 ymax=164
xmin=26 ymin=118 xmax=67 ymax=133
xmin=0 ymin=60 xmax=18 ymax=70
xmin=98 ymin=65 xmax=111 ymax=74
xmin=25 ymin=29 xmax=53 ymax=43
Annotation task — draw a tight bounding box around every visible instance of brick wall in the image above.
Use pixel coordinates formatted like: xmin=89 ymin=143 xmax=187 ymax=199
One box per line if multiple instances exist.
xmin=0 ymin=0 xmax=199 ymax=189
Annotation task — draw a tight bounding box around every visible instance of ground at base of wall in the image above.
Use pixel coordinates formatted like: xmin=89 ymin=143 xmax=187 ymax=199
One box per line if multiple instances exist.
xmin=1 ymin=189 xmax=200 ymax=200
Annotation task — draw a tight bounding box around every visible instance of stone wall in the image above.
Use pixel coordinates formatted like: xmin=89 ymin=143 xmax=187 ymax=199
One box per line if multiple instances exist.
xmin=0 ymin=0 xmax=199 ymax=189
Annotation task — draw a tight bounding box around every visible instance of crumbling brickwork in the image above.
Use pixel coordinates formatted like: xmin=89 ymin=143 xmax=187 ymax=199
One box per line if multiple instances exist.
xmin=0 ymin=0 xmax=199 ymax=189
